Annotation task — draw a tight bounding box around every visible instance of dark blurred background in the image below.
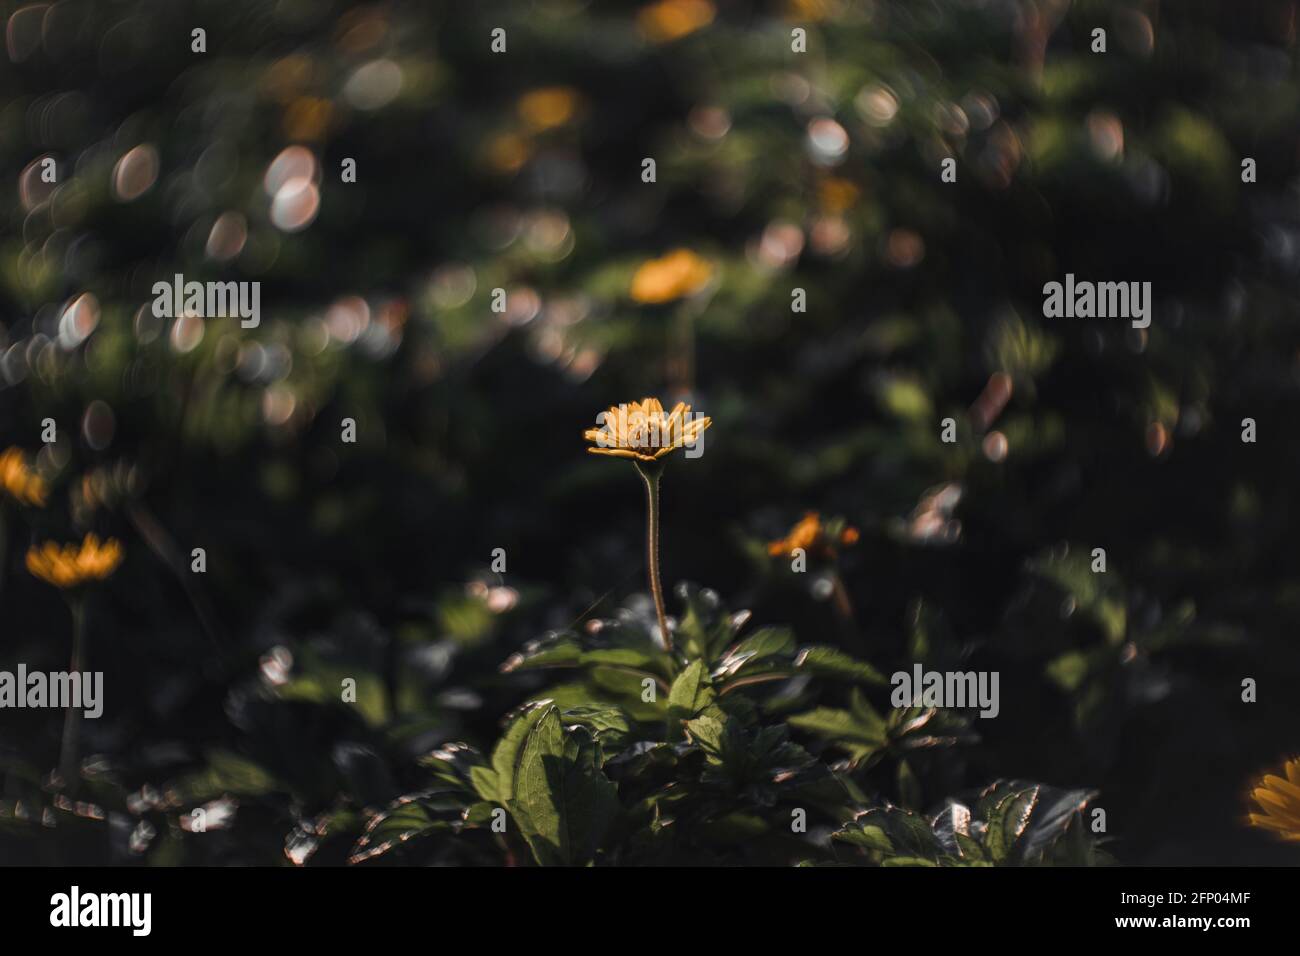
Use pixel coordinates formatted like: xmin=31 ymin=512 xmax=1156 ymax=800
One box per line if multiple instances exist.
xmin=2 ymin=0 xmax=1300 ymax=864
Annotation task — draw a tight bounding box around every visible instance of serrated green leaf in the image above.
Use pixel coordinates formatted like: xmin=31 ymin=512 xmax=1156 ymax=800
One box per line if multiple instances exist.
xmin=714 ymin=627 xmax=797 ymax=677
xmin=483 ymin=702 xmax=551 ymax=804
xmin=986 ymin=787 xmax=1039 ymax=864
xmin=833 ymin=822 xmax=893 ymax=852
xmin=469 ymin=765 xmax=500 ymax=804
xmin=508 ymin=706 xmax=619 ymax=866
xmin=794 ymin=646 xmax=888 ymax=685
xmin=667 ymin=659 xmax=715 ymax=737
xmin=561 ymin=705 xmax=633 ymax=755
xmin=683 ymin=712 xmax=728 ymax=761
xmin=789 ymin=689 xmax=888 ymax=766
xmin=348 ymin=789 xmax=464 ymax=864
xmin=788 ymin=706 xmax=885 ymax=744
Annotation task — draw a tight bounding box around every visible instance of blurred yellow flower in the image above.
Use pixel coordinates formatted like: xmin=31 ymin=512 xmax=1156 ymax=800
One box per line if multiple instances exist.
xmin=637 ymin=0 xmax=715 ymax=43
xmin=283 ymin=96 xmax=333 ymax=141
xmin=261 ymin=54 xmax=316 ymax=104
xmin=486 ymin=131 xmax=531 ymax=174
xmin=768 ymin=511 xmax=858 ymax=557
xmin=584 ymin=397 xmax=711 ymax=462
xmin=26 ymin=534 xmax=123 ymax=589
xmin=630 ymin=249 xmax=713 ymax=303
xmin=0 ymin=447 xmax=47 ymax=507
xmin=784 ymin=0 xmax=835 ymax=21
xmin=1247 ymin=757 xmax=1300 ymax=841
xmin=518 ymin=87 xmax=581 ymax=132
xmin=818 ymin=176 xmax=861 ymax=213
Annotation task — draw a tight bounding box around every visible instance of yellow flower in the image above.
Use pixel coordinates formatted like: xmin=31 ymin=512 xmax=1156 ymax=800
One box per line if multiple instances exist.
xmin=584 ymin=397 xmax=711 ymax=462
xmin=783 ymin=0 xmax=835 ymax=21
xmin=767 ymin=511 xmax=859 ymax=557
xmin=485 ymin=131 xmax=531 ymax=174
xmin=26 ymin=534 xmax=124 ymax=590
xmin=584 ymin=398 xmax=710 ymax=652
xmin=637 ymin=0 xmax=715 ymax=43
xmin=630 ymin=249 xmax=713 ymax=304
xmin=817 ymin=176 xmax=861 ymax=214
xmin=0 ymin=447 xmax=48 ymax=507
xmin=1247 ymin=757 xmax=1300 ymax=840
xmin=518 ymin=87 xmax=581 ymax=132
xmin=282 ymin=96 xmax=333 ymax=142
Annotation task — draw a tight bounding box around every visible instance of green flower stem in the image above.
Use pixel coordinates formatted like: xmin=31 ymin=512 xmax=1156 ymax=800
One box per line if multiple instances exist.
xmin=634 ymin=459 xmax=672 ymax=653
xmin=59 ymin=597 xmax=86 ymax=791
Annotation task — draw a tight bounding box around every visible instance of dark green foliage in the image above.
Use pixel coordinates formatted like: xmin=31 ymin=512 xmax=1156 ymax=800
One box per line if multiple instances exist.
xmin=834 ymin=781 xmax=1104 ymax=866
xmin=316 ymin=587 xmax=1091 ymax=866
xmin=1 ymin=0 xmax=1299 ymax=866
